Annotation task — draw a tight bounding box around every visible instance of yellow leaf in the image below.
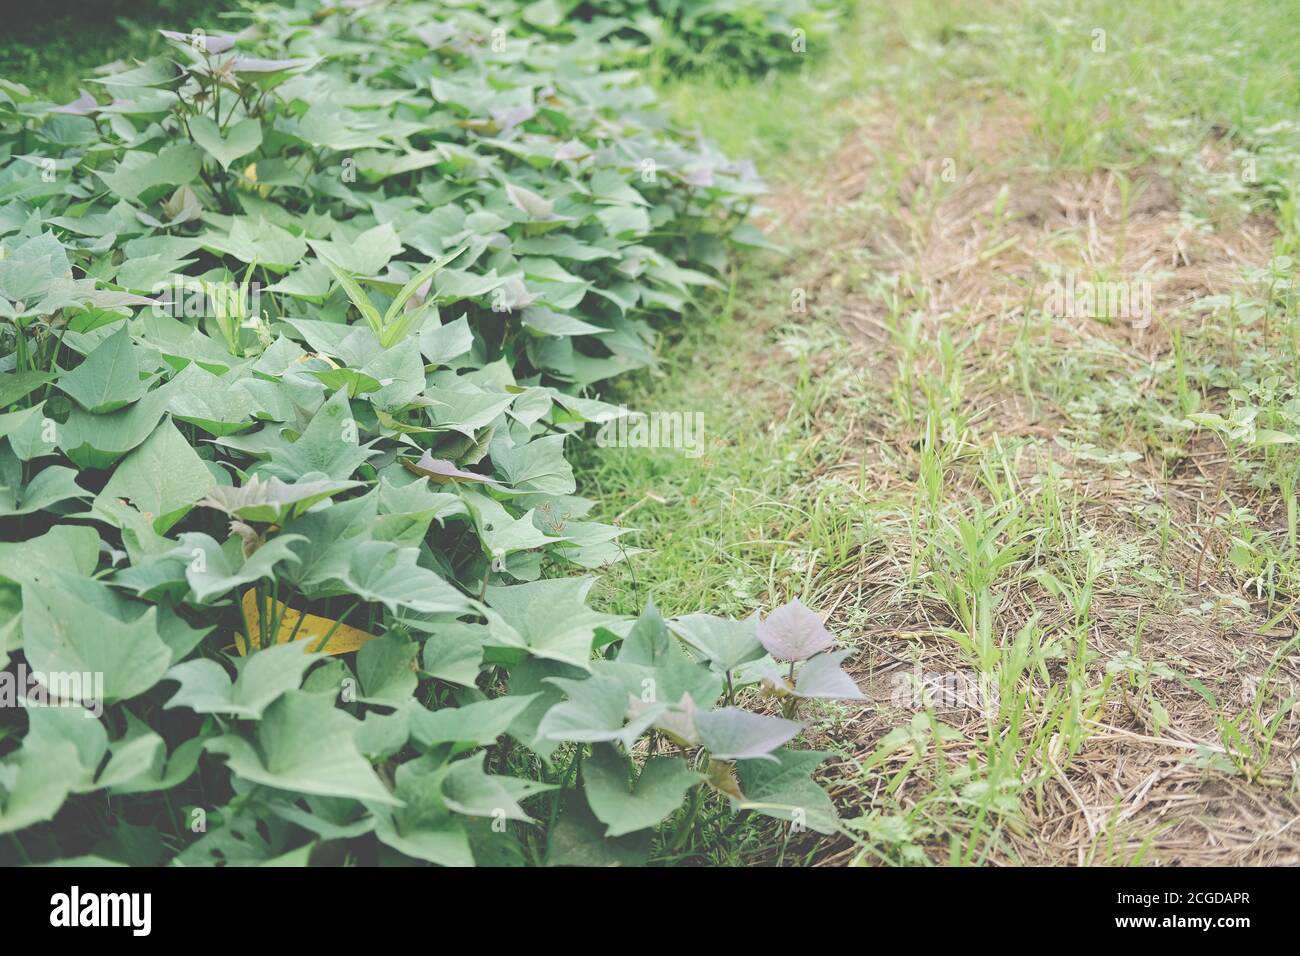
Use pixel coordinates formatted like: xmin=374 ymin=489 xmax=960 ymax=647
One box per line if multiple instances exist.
xmin=706 ymin=759 xmax=744 ymax=801
xmin=238 ymin=162 xmax=271 ymax=197
xmin=236 ymin=591 xmax=377 ymax=656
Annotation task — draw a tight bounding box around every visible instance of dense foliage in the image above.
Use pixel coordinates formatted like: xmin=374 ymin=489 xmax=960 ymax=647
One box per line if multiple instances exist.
xmin=503 ymin=0 xmax=845 ymax=73
xmin=0 ymin=2 xmax=860 ymax=865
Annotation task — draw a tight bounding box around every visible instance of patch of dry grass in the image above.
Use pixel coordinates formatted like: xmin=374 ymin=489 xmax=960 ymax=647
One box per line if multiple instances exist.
xmin=754 ymin=80 xmax=1300 ymax=864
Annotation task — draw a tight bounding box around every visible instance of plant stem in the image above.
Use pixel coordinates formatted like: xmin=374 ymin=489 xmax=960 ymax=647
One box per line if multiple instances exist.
xmin=666 ymin=784 xmax=703 ymax=855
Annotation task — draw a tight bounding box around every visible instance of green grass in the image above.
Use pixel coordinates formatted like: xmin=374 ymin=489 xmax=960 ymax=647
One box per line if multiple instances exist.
xmin=0 ymin=0 xmax=238 ymax=101
xmin=583 ymin=0 xmax=1300 ymax=864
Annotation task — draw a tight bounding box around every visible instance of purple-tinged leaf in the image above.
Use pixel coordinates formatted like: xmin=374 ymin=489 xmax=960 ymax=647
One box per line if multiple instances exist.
xmin=792 ymin=650 xmax=866 ymax=700
xmin=158 ymin=30 xmax=238 ymax=54
xmin=414 ymin=24 xmax=458 ymax=49
xmin=199 ymin=475 xmax=362 ymax=524
xmin=553 ymin=140 xmax=591 ymax=162
xmin=491 ymin=105 xmax=536 ymax=134
xmin=50 ymin=90 xmax=98 ymax=115
xmin=695 ymin=707 xmax=802 ymax=762
xmin=756 ymin=598 xmax=834 ymax=662
xmin=677 ymin=166 xmax=715 ymax=188
xmin=504 ymin=180 xmax=555 ymax=219
xmin=402 ymin=450 xmax=506 ymax=488
xmin=627 ymin=692 xmax=700 ymax=747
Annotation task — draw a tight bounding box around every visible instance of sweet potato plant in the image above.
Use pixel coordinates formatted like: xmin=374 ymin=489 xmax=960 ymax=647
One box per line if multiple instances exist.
xmin=0 ymin=0 xmax=861 ymax=865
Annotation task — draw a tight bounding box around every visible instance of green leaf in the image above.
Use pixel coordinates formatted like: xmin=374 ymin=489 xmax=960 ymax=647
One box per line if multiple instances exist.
xmin=165 ymin=642 xmax=321 ymax=719
xmin=99 ymin=418 xmax=216 ymax=533
xmin=207 ymin=690 xmax=401 ymax=804
xmin=109 ymin=713 xmax=209 ymax=795
xmin=583 ymin=744 xmax=700 ymax=837
xmin=319 ymin=258 xmax=383 ymax=337
xmin=537 ymin=673 xmax=664 ymax=748
xmin=0 ymin=370 xmax=54 ymax=408
xmin=369 ymin=757 xmax=471 ymax=865
xmin=340 ymin=541 xmax=477 ymax=617
xmin=0 ymin=741 xmax=83 ymax=835
xmin=420 ymin=622 xmax=487 ymax=686
xmin=734 ymin=749 xmax=839 ymax=834
xmin=167 ymin=365 xmax=259 ymax=436
xmin=490 ymin=434 xmax=575 ymax=495
xmin=616 ymin=601 xmax=725 ymax=707
xmin=23 ymin=707 xmax=104 ymax=791
xmin=96 ymin=731 xmax=166 ymax=792
xmin=355 ymin=631 xmax=418 ymax=705
xmin=695 ymin=707 xmax=803 ymax=762
xmin=418 ymin=316 xmax=474 ymax=365
xmin=0 ymin=463 xmax=87 ymax=517
xmin=485 ymin=577 xmax=617 ymax=670
xmin=520 ymin=306 xmax=606 ymax=337
xmin=21 ymin=573 xmax=172 ymax=703
xmin=310 ymin=223 xmax=403 ymax=276
xmin=264 ymin=795 xmax=375 ymax=842
xmin=1253 ymin=428 xmax=1297 ymax=446
xmin=544 ymin=793 xmax=652 ymax=867
xmin=277 ymin=492 xmax=378 ymax=590
xmin=263 ymin=387 xmax=377 ymax=482
xmin=59 ymin=377 xmax=176 ymax=469
xmin=0 ymin=403 xmax=55 ymax=461
xmin=408 ymin=694 xmax=537 ymax=750
xmin=55 ymin=324 xmax=151 ymax=414
xmin=669 ymin=613 xmax=766 ymax=673
xmin=440 ymin=752 xmax=553 ymax=822
xmin=200 ymin=217 xmax=306 ymax=271
xmin=480 ymin=508 xmax=564 ymax=561
xmin=177 ymin=532 xmax=305 ymax=604
xmin=175 ymin=811 xmax=295 ymax=867
xmin=0 ymin=525 xmax=99 ymax=585
xmin=198 ymin=475 xmax=362 ymax=525
xmin=311 ymin=367 xmax=385 ymax=397
xmin=96 ymin=144 xmax=202 ymax=202
xmin=362 ymin=346 xmax=427 ymax=409
xmin=189 ymin=115 xmax=263 ymax=171
xmin=504 ymin=180 xmax=557 ymax=219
